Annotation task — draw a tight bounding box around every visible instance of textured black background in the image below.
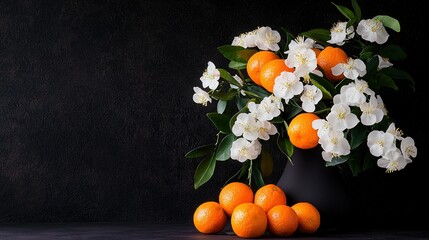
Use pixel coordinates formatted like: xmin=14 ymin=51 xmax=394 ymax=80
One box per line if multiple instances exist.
xmin=0 ymin=0 xmax=427 ymax=228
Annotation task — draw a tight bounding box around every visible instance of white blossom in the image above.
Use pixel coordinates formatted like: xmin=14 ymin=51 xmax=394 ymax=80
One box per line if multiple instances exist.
xmin=284 ymin=36 xmax=322 ymax=54
xmin=285 ymin=48 xmax=317 ymax=77
xmin=255 ymin=26 xmax=281 ymax=51
xmin=326 ymin=103 xmax=359 ymax=131
xmin=200 ymin=61 xmax=220 ymax=90
xmin=377 ymin=55 xmax=393 ymax=70
xmin=253 ymin=97 xmax=282 ymax=121
xmin=332 ymin=58 xmax=367 ymax=80
xmin=232 ymin=29 xmax=257 ymax=48
xmin=256 ymin=120 xmax=278 ymax=140
xmin=192 ymin=87 xmax=212 ymax=106
xmin=232 ymin=33 xmax=247 ymax=48
xmin=377 ymin=148 xmax=408 ymax=172
xmin=300 ymin=85 xmax=322 ymax=112
xmin=230 ymin=138 xmax=262 ymax=162
xmin=247 ymin=102 xmax=259 ymax=120
xmin=327 ymin=21 xmax=355 ymax=46
xmin=321 ymin=151 xmax=334 ymax=162
xmin=232 ymin=113 xmax=259 ymax=141
xmin=367 ymin=130 xmax=395 ymax=157
xmin=312 ymin=119 xmax=332 ymax=138
xmin=359 ymin=95 xmax=384 ymax=126
xmin=318 ymin=130 xmax=351 ymax=159
xmin=273 ymin=71 xmax=303 ymax=103
xmin=269 ymin=95 xmax=284 ymax=112
xmin=334 ymin=80 xmax=374 ymax=106
xmin=376 ymin=95 xmax=388 ymax=115
xmin=356 ymin=18 xmax=389 ymax=44
xmin=230 ymin=74 xmax=246 ymax=96
xmin=401 ymin=136 xmax=417 ymax=160
xmin=386 ymin=123 xmax=404 ymax=140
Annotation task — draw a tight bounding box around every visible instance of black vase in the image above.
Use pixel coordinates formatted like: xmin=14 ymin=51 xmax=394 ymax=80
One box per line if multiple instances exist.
xmin=276 ymin=146 xmax=352 ymax=231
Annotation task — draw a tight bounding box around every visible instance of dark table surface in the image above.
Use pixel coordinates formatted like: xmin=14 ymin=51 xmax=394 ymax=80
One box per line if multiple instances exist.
xmin=0 ymin=222 xmax=428 ymax=240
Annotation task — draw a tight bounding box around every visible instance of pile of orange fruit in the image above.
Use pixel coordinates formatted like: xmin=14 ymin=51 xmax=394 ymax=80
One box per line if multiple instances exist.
xmin=193 ymin=182 xmax=320 ymax=238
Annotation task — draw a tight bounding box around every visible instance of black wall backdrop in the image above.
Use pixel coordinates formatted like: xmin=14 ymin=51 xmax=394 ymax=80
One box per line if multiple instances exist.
xmin=0 ymin=0 xmax=427 ymax=228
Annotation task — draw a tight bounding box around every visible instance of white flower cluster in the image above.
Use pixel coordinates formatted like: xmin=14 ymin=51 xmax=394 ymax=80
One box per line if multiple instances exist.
xmin=192 ymin=17 xmax=417 ymax=173
xmin=230 ymin=96 xmax=282 ymax=162
xmin=231 ymin=26 xmax=281 ymax=51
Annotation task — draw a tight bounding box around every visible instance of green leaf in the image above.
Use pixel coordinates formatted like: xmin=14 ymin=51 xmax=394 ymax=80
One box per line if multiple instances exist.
xmin=207 ymin=113 xmax=232 ymax=134
xmin=360 ymin=52 xmax=373 ymax=61
xmin=359 ymin=45 xmax=377 ymax=61
xmin=300 ymin=28 xmax=331 ymax=45
xmin=347 ymin=148 xmax=376 ymax=176
xmin=309 ymin=73 xmax=337 ymax=99
xmin=185 ymin=144 xmax=215 ymax=158
xmin=365 ymin=55 xmax=379 ymax=77
xmin=270 ymin=116 xmax=285 ymax=124
xmin=236 ymin=97 xmax=251 ymax=110
xmin=218 ymin=68 xmax=241 ymax=86
xmin=244 ymin=85 xmax=271 ymax=98
xmin=379 ymin=67 xmax=415 ymax=91
xmin=217 ymin=100 xmax=227 ymax=114
xmin=283 ymin=103 xmax=302 ymax=120
xmin=347 ymin=150 xmax=363 ymax=176
xmin=211 ymin=88 xmax=237 ymax=101
xmin=351 ymin=0 xmax=361 ymax=23
xmin=331 ymin=2 xmax=355 ymax=20
xmin=277 ymin=133 xmax=293 ymax=159
xmin=378 ymin=44 xmax=407 ymax=61
xmin=252 ymin=167 xmax=265 ymax=189
xmin=194 ymin=154 xmax=216 ymax=189
xmin=349 ymin=123 xmax=367 ymax=150
xmin=228 ymin=61 xmax=247 ymax=70
xmin=326 ymin=155 xmax=348 ymax=166
xmin=238 ymin=160 xmax=251 ymax=179
xmin=281 ymin=27 xmax=296 ymax=53
xmin=215 ymin=134 xmax=235 ymax=161
xmin=362 ymin=150 xmax=377 ymax=171
xmin=217 ymin=45 xmax=258 ymax=63
xmin=374 ymin=15 xmax=400 ymax=32
xmin=375 ymin=73 xmax=398 ymax=90
xmin=260 ymin=146 xmax=273 ymax=177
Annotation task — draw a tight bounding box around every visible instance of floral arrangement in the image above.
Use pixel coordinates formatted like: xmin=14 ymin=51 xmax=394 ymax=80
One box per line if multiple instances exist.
xmin=186 ymin=0 xmax=417 ymax=189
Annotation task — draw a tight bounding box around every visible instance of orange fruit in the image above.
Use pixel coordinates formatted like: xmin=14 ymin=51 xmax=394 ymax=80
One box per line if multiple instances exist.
xmin=254 ymin=184 xmax=287 ymax=213
xmin=231 ymin=202 xmax=268 ymax=238
xmin=267 ymin=205 xmax=299 ymax=237
xmin=316 ymin=46 xmax=348 ymax=81
xmin=259 ymin=59 xmax=294 ymax=93
xmin=246 ymin=51 xmax=280 ymax=86
xmin=287 ymin=112 xmax=320 ymax=149
xmin=193 ymin=201 xmax=227 ymax=234
xmin=291 ymin=202 xmax=321 ymax=234
xmin=218 ymin=182 xmax=254 ymax=216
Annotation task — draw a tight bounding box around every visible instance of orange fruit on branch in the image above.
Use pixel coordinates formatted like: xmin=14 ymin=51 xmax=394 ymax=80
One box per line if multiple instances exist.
xmin=259 ymin=58 xmax=294 ymax=93
xmin=287 ymin=112 xmax=320 ymax=149
xmin=291 ymin=202 xmax=321 ymax=234
xmin=218 ymin=181 xmax=254 ymax=216
xmin=317 ymin=46 xmax=348 ymax=82
xmin=231 ymin=202 xmax=268 ymax=238
xmin=193 ymin=201 xmax=227 ymax=234
xmin=254 ymin=183 xmax=287 ymax=213
xmin=246 ymin=51 xmax=280 ymax=86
